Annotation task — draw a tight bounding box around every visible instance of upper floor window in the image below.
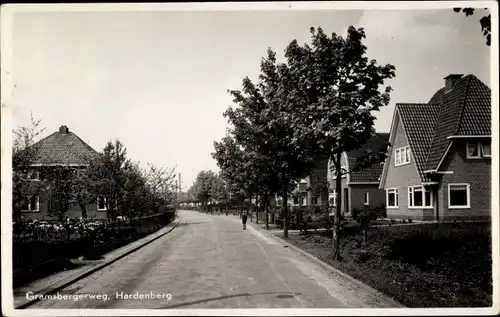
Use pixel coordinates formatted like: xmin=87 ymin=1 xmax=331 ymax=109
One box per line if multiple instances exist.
xmin=467 ymin=140 xmax=491 ymax=159
xmin=21 ymin=170 xmax=40 ymax=181
xmin=395 ymin=146 xmax=411 ymax=166
xmin=364 ymin=192 xmax=370 ymax=206
xmin=331 ymin=165 xmax=347 ymax=179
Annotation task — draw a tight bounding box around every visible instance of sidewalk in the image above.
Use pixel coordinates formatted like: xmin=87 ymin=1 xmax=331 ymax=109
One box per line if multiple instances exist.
xmin=13 ymin=216 xmax=182 ymax=309
xmin=247 ymin=220 xmax=405 ymax=308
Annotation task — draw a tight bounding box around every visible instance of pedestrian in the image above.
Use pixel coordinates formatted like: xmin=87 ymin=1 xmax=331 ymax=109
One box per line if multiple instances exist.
xmin=242 ymin=212 xmax=248 ymax=230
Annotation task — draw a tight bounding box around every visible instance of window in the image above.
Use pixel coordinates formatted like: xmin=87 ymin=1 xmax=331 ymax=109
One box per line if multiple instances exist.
xmin=364 ymin=192 xmax=369 ymax=206
xmin=329 ymin=190 xmax=337 ymax=206
xmin=395 ymin=146 xmax=410 ymax=166
xmin=467 ymin=140 xmax=491 ymax=159
xmin=481 ymin=142 xmax=491 ymax=157
xmin=97 ymin=196 xmax=107 ymax=211
xmin=29 ymin=171 xmax=40 ymax=180
xmin=386 ymin=189 xmax=399 ymax=208
xmin=331 ymin=165 xmax=347 ymax=179
xmin=293 ymin=196 xmax=299 ymax=205
xmin=22 ymin=196 xmax=39 ymax=212
xmin=408 ymin=186 xmax=433 ymax=208
xmin=448 ymin=184 xmax=470 ymax=208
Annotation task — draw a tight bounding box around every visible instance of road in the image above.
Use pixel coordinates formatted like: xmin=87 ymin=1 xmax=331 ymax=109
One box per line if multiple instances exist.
xmin=26 ymin=210 xmax=397 ymax=309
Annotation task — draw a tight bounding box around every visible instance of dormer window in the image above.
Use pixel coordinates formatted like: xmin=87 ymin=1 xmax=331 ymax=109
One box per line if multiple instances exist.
xmin=467 ymin=140 xmax=491 ymax=159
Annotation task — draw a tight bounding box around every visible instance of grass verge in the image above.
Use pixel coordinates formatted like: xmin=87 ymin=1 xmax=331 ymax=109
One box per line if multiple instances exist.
xmin=282 ymin=222 xmax=492 ymax=307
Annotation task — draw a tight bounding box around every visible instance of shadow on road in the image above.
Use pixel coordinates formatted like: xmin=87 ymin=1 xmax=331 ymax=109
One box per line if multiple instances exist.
xmin=175 ymin=222 xmax=211 ymax=227
xmin=162 ymin=291 xmax=302 ymax=308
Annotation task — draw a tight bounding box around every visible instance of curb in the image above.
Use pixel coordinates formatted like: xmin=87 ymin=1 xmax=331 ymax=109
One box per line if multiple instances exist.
xmin=248 ymin=221 xmax=406 ymax=308
xmin=16 ymin=216 xmax=182 ymax=309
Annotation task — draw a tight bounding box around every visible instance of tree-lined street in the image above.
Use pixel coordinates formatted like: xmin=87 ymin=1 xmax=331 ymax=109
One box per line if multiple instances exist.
xmin=26 ymin=210 xmax=399 ymax=309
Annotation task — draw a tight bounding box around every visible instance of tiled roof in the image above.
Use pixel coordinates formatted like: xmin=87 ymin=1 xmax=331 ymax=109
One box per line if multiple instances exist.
xmin=347 ymin=133 xmax=390 ymax=183
xmin=425 ymin=75 xmax=491 ymax=171
xmin=456 ymin=76 xmax=491 ymax=135
xmin=397 ymin=104 xmax=441 ymax=182
xmin=31 ymin=126 xmax=98 ymax=165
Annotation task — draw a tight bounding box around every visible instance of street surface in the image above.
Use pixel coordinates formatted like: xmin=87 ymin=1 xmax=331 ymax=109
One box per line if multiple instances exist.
xmin=26 ymin=210 xmax=397 ymax=309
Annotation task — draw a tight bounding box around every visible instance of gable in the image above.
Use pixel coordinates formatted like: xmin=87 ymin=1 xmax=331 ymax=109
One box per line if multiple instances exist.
xmin=382 ymin=110 xmax=423 ymax=187
xmin=398 ymin=103 xmax=440 ymax=182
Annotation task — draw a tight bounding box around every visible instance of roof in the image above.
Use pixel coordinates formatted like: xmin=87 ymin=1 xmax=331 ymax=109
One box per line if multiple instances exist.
xmin=346 ymin=133 xmax=390 ymax=183
xmin=425 ymin=74 xmax=491 ymax=171
xmin=381 ymin=74 xmax=490 ymax=184
xmin=397 ymin=103 xmax=441 ymax=182
xmin=30 ymin=126 xmax=98 ymax=166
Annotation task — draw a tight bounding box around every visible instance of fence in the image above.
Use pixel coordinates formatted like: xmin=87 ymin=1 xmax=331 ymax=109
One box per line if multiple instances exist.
xmin=13 ymin=211 xmax=176 ymax=287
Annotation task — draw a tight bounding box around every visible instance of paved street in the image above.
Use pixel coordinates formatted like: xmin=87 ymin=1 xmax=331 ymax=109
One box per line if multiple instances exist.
xmin=26 ymin=210 xmax=398 ymax=309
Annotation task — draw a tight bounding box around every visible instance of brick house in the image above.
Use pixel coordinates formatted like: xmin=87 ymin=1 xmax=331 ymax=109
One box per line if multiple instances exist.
xmin=20 ymin=125 xmax=108 ymax=220
xmin=326 ymin=133 xmax=390 ymax=216
xmin=379 ymin=74 xmax=491 ymax=221
xmin=291 ymin=156 xmax=330 ymax=209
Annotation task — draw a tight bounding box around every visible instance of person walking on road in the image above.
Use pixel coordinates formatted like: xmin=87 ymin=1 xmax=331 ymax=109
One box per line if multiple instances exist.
xmin=242 ymin=212 xmax=248 ymax=230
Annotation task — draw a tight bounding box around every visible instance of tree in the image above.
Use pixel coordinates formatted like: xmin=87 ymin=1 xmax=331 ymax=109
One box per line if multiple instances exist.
xmin=12 ymin=114 xmax=47 ymax=223
xmin=85 ymin=140 xmax=131 ymax=220
xmin=210 ymin=173 xmax=229 ymax=209
xmin=256 ymin=49 xmax=317 ymax=237
xmin=283 ymin=26 xmax=395 ymax=260
xmin=454 ymin=8 xmax=491 ymax=46
xmin=191 ymin=170 xmax=218 ymax=212
xmin=143 ymin=163 xmax=177 ymax=212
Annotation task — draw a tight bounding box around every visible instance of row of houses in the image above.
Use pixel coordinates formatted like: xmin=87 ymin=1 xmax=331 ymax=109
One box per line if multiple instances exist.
xmin=291 ymin=74 xmax=492 ymax=221
xmin=17 ymin=74 xmax=491 ymax=222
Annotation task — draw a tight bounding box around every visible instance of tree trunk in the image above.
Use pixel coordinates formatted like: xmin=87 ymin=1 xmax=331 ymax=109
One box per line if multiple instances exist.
xmin=283 ymin=184 xmax=289 ymax=238
xmin=79 ymin=203 xmax=87 ymax=219
xmin=332 ymin=151 xmax=342 ymax=261
xmin=264 ymin=192 xmax=269 ymax=230
xmin=255 ymin=194 xmax=259 ymax=224
xmin=239 ymin=195 xmax=243 ymax=219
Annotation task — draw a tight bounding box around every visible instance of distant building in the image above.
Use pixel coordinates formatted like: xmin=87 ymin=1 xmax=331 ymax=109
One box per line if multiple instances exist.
xmin=327 ymin=133 xmax=390 ymax=216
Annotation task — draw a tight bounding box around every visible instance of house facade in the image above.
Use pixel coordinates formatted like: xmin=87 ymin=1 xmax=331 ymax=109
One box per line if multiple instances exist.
xmin=379 ymin=74 xmax=491 ymax=221
xmin=327 ymin=133 xmax=390 ymax=216
xmin=20 ymin=125 xmax=108 ymax=220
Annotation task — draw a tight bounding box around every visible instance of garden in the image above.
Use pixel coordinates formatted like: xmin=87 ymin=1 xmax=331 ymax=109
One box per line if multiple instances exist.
xmin=13 ymin=210 xmax=176 ymax=288
xmin=283 ymin=221 xmax=492 ymax=307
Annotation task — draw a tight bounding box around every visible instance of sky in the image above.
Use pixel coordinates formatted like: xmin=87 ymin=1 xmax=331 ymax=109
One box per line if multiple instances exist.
xmin=8 ymin=5 xmax=492 ymax=189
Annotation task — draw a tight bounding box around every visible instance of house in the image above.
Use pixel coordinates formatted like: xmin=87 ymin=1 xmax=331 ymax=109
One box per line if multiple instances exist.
xmin=326 ymin=133 xmax=390 ymax=216
xmin=379 ymin=74 xmax=491 ymax=221
xmin=291 ymin=155 xmax=330 ymax=210
xmin=19 ymin=125 xmax=107 ymax=220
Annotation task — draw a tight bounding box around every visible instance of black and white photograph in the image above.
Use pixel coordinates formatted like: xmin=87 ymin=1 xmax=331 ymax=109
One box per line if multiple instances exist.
xmin=1 ymin=1 xmax=498 ymax=316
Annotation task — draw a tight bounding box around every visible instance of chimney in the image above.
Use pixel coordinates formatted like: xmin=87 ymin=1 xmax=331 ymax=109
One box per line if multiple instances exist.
xmin=58 ymin=125 xmax=69 ymax=134
xmin=444 ymin=74 xmax=463 ymax=92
